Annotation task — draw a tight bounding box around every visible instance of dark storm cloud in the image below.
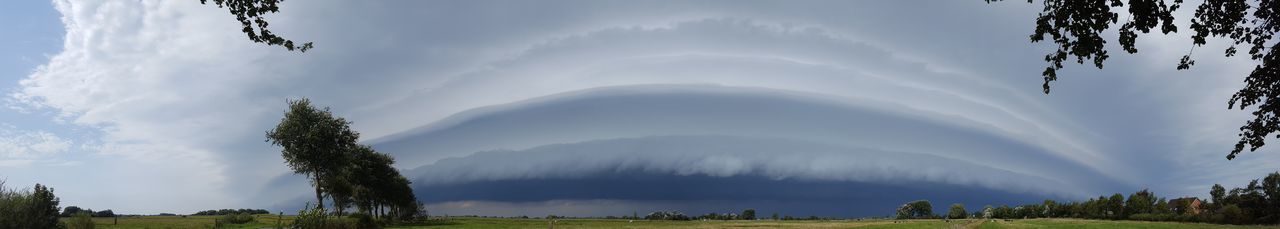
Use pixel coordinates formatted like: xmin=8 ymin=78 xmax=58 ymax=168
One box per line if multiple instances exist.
xmin=418 ymin=172 xmax=1052 ymax=217
xmin=14 ymin=0 xmax=1278 ymax=214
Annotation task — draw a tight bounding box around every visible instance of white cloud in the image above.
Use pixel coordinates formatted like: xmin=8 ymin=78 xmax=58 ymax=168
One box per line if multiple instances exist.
xmin=0 ymin=124 xmax=71 ymax=160
xmin=10 ymin=0 xmax=282 ymax=212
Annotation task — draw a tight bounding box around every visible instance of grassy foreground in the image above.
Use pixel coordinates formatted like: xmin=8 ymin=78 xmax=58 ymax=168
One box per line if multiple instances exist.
xmin=62 ymin=215 xmax=293 ymax=229
xmin=63 ymin=216 xmax=1277 ymax=228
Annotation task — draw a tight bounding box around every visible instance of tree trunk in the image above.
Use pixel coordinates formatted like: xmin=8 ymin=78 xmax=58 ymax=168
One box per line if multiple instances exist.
xmin=314 ymin=173 xmax=325 ymax=210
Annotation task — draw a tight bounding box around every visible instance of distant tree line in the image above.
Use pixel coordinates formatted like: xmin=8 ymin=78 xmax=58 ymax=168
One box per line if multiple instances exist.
xmin=59 ymin=206 xmax=114 ymax=217
xmin=644 ymin=210 xmax=691 ymax=220
xmin=191 ymin=208 xmax=270 ymax=216
xmin=900 ymin=171 xmax=1280 ymax=225
xmin=266 ymin=98 xmax=422 ymax=225
xmin=638 ymin=208 xmax=760 ymax=221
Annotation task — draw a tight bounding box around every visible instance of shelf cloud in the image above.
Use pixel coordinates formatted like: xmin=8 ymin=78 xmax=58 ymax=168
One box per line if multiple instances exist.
xmin=7 ymin=0 xmax=1278 ymax=215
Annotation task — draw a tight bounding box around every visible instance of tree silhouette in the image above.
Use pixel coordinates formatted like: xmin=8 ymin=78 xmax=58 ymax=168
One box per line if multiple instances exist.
xmin=199 ymin=0 xmax=313 ymax=52
xmin=265 ymin=98 xmax=420 ymax=219
xmin=265 ymin=98 xmax=359 ymax=210
xmin=992 ymin=0 xmax=1280 ymax=160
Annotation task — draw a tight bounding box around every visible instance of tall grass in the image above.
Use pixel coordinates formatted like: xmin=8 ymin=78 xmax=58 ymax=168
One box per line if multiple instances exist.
xmin=221 ymin=213 xmax=255 ymax=224
xmin=66 ymin=212 xmax=95 ymax=229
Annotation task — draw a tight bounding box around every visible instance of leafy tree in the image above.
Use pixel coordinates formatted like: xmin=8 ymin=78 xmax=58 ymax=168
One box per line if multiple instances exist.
xmin=1211 ymin=183 xmax=1226 ymax=207
xmin=896 ymin=203 xmax=912 ymax=219
xmin=1020 ymin=204 xmax=1045 ymax=218
xmin=1083 ymin=196 xmax=1106 ymax=219
xmin=1221 ymin=204 xmax=1248 ymax=224
xmin=1042 ymin=200 xmax=1058 ymax=218
xmin=1262 ymin=172 xmax=1280 ymax=223
xmin=0 ymin=182 xmax=61 ymax=229
xmin=266 ymin=98 xmax=360 ymax=210
xmin=989 ymin=0 xmax=1280 ymax=159
xmin=1107 ymin=193 xmax=1125 ymax=219
xmin=741 ymin=209 xmax=756 ymax=220
xmin=912 ymin=200 xmax=933 ymax=218
xmin=1125 ymin=189 xmax=1157 ymax=216
xmin=29 ymin=184 xmax=60 ymax=228
xmin=1153 ymin=198 xmax=1171 ymax=215
xmin=897 ymin=200 xmax=934 ymax=219
xmin=994 ymin=205 xmax=1014 ymax=219
xmin=348 ymin=144 xmax=420 ymax=220
xmin=198 ymin=0 xmax=313 ymax=52
xmin=948 ymin=204 xmax=967 ymax=219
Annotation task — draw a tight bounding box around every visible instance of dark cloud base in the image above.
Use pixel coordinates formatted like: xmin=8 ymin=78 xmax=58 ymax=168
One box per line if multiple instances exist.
xmin=416 ymin=171 xmax=1056 ymax=217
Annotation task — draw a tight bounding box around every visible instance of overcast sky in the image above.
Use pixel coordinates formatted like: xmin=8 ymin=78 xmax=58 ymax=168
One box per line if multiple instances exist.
xmin=2 ymin=0 xmax=1279 ymax=217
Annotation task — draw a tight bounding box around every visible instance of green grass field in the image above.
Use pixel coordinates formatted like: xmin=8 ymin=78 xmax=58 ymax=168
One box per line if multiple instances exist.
xmin=64 ymin=214 xmax=293 ymax=229
xmin=63 ymin=216 xmax=1279 ymax=228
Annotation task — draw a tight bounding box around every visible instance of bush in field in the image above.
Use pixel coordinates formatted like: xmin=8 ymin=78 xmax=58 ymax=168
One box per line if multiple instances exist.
xmin=947 ymin=204 xmax=967 ymax=219
xmin=66 ymin=212 xmax=95 ymax=229
xmin=348 ymin=213 xmax=381 ymax=229
xmin=0 ymin=181 xmax=61 ymax=229
xmin=1220 ymin=204 xmax=1249 ymax=225
xmin=328 ymin=219 xmax=359 ymax=229
xmin=290 ymin=203 xmax=361 ymax=229
xmin=1128 ymin=213 xmax=1175 ymax=222
xmin=222 ymin=213 xmax=255 ymax=224
xmin=292 ymin=204 xmax=327 ymax=229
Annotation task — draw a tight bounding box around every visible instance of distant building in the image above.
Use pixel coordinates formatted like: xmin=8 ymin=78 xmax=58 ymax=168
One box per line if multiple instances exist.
xmin=1169 ymin=197 xmax=1202 ymax=215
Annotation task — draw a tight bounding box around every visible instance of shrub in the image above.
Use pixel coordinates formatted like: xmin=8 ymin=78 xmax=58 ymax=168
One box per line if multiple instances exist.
xmin=0 ymin=181 xmax=61 ymax=229
xmin=1220 ymin=204 xmax=1249 ymax=225
xmin=1129 ymin=213 xmax=1175 ymax=221
xmin=290 ymin=203 xmax=362 ymax=229
xmin=66 ymin=212 xmax=95 ymax=229
xmin=348 ymin=213 xmax=380 ymax=229
xmin=947 ymin=204 xmax=967 ymax=219
xmin=292 ymin=204 xmax=326 ymax=229
xmin=221 ymin=213 xmax=255 ymax=224
xmin=1173 ymin=213 xmax=1204 ymax=223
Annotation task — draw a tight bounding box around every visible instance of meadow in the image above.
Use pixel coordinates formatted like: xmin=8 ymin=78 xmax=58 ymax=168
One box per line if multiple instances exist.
xmin=63 ymin=215 xmax=1278 ymax=228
